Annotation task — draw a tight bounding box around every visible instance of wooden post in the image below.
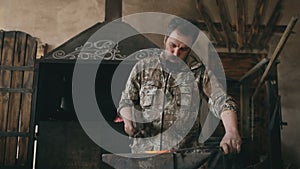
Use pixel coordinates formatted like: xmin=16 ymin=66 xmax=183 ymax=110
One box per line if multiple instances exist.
xmin=251 ymin=16 xmax=298 ymax=141
xmin=266 ymin=67 xmax=282 ymax=169
xmin=105 ymin=0 xmax=122 ymax=22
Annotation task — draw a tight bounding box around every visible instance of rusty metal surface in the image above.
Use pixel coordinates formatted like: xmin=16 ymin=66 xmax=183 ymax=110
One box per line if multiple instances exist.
xmin=102 ymin=152 xmax=212 ymax=169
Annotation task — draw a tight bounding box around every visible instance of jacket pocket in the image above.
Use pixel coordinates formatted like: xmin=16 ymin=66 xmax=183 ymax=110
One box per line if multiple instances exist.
xmin=175 ymin=86 xmax=192 ymax=106
xmin=140 ymin=84 xmax=157 ymax=108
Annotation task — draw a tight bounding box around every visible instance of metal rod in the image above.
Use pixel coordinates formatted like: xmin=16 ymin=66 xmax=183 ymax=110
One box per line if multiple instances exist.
xmin=0 ymin=88 xmax=33 ymax=93
xmin=251 ymin=16 xmax=298 ymax=140
xmin=0 ymin=65 xmax=34 ymax=71
xmin=0 ymin=132 xmax=29 ymax=137
xmin=160 ymin=72 xmax=171 ymax=150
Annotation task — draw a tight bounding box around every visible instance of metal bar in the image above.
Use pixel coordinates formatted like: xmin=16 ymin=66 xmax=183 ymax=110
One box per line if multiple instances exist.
xmin=239 ymin=58 xmax=269 ymax=82
xmin=0 ymin=132 xmax=29 ymax=137
xmin=269 ymin=96 xmax=280 ymax=131
xmin=208 ymin=151 xmax=222 ymax=169
xmin=0 ymin=167 xmax=27 ymax=169
xmin=0 ymin=66 xmax=34 ymax=71
xmin=0 ymin=31 xmax=4 ymax=65
xmin=251 ymin=16 xmax=298 ymax=140
xmin=0 ymin=88 xmax=33 ymax=93
xmin=160 ymin=72 xmax=171 ymax=150
xmin=266 ymin=78 xmax=282 ymax=169
xmin=172 ymin=153 xmax=176 ymax=169
xmin=105 ymin=0 xmax=122 ymax=22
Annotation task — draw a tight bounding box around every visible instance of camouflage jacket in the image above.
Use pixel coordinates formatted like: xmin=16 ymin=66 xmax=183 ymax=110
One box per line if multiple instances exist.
xmin=118 ymin=55 xmax=237 ymax=153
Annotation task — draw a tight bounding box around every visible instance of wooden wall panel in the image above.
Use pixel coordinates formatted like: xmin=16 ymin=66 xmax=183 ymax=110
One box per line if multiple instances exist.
xmin=0 ymin=31 xmax=37 ymax=167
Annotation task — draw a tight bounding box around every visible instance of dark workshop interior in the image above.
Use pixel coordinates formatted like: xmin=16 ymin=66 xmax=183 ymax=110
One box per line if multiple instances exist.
xmin=0 ymin=0 xmax=299 ymax=169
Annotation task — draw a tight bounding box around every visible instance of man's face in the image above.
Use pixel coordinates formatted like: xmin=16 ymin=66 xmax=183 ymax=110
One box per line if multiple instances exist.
xmin=163 ymin=29 xmax=193 ymax=63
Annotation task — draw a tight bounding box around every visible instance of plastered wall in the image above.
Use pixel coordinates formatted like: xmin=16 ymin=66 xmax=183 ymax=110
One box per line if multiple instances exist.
xmin=0 ymin=0 xmax=105 ymax=51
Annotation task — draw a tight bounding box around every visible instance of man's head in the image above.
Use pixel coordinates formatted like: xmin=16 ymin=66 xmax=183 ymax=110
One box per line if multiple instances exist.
xmin=163 ymin=18 xmax=199 ymax=63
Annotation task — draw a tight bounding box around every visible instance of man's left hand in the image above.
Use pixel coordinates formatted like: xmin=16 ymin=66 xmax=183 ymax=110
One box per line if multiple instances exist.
xmin=220 ymin=130 xmax=241 ymax=154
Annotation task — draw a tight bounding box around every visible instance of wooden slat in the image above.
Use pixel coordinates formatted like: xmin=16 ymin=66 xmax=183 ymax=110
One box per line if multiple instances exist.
xmin=216 ymin=0 xmax=237 ymax=51
xmin=257 ymin=0 xmax=282 ymax=49
xmin=196 ymin=0 xmax=224 ymax=43
xmin=248 ymin=0 xmax=267 ymax=46
xmin=236 ymin=0 xmax=246 ymax=49
xmin=18 ymin=35 xmax=37 ymax=166
xmin=5 ymin=32 xmax=27 ymax=166
xmin=190 ymin=19 xmax=288 ymax=33
xmin=0 ymin=31 xmax=15 ymax=165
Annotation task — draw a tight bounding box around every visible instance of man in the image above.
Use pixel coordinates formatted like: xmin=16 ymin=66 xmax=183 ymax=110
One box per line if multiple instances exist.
xmin=118 ymin=18 xmax=241 ymax=155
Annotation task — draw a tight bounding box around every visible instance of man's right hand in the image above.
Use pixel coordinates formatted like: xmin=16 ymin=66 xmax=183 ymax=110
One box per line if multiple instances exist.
xmin=124 ymin=119 xmax=136 ymax=136
xmin=120 ymin=107 xmax=136 ymax=136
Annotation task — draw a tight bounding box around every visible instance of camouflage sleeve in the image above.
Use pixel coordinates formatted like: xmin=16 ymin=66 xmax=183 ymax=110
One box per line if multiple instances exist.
xmin=200 ymin=69 xmax=238 ymax=119
xmin=117 ymin=63 xmax=141 ymax=115
xmin=207 ymin=94 xmax=238 ymax=119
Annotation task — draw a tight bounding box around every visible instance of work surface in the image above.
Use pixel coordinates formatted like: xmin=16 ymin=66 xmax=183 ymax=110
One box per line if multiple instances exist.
xmin=102 ymin=151 xmax=214 ymax=169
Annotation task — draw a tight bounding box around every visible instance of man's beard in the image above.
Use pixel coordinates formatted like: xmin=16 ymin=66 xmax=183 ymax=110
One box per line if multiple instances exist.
xmin=161 ymin=52 xmax=188 ymax=72
xmin=164 ymin=52 xmax=184 ymax=63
